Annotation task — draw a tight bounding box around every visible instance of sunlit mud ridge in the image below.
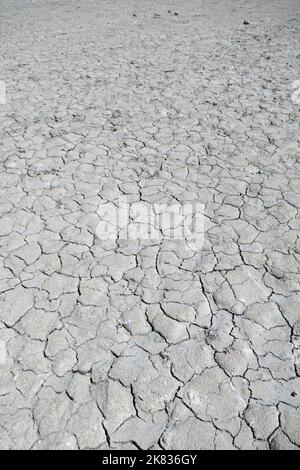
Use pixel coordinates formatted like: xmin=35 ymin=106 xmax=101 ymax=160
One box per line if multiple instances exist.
xmin=0 ymin=0 xmax=299 ymax=450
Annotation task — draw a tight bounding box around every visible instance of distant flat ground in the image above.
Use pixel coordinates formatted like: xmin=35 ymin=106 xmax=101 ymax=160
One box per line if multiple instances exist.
xmin=0 ymin=0 xmax=300 ymax=450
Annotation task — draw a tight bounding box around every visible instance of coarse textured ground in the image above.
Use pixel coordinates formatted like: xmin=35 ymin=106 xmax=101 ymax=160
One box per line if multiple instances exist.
xmin=0 ymin=0 xmax=300 ymax=450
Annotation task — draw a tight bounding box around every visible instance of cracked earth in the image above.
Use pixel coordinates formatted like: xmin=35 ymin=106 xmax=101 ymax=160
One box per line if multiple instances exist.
xmin=0 ymin=0 xmax=300 ymax=451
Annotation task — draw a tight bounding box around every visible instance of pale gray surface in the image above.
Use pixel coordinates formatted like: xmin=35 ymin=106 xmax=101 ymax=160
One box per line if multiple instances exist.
xmin=0 ymin=0 xmax=300 ymax=450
